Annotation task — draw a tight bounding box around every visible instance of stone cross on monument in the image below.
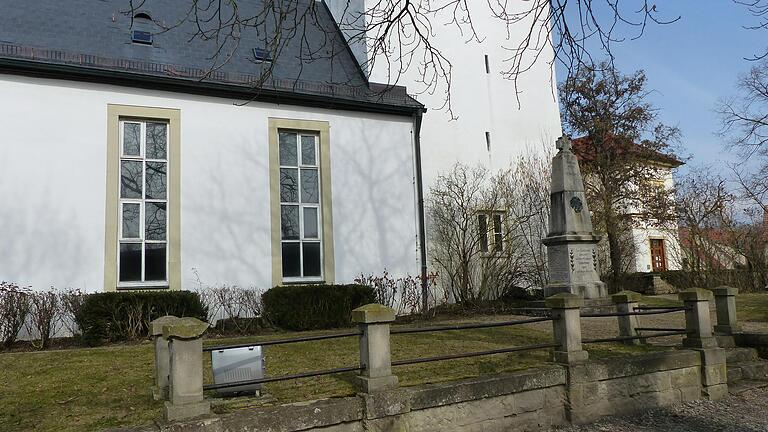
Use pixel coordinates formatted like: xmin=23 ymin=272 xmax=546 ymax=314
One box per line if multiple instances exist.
xmin=542 ymin=136 xmax=607 ymax=299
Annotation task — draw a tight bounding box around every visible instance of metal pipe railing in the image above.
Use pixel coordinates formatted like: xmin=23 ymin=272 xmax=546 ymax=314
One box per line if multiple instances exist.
xmin=203 ymin=365 xmax=364 ymax=391
xmin=391 ymin=343 xmax=560 ymax=367
xmin=203 ymin=330 xmax=362 ymax=352
xmin=390 ymin=316 xmax=552 ymax=335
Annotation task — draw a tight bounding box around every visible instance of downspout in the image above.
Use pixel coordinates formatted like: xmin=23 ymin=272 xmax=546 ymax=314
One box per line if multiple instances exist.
xmin=413 ymin=109 xmax=429 ymax=313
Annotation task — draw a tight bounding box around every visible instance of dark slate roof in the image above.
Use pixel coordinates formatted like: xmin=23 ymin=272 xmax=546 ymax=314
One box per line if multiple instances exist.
xmin=0 ymin=0 xmax=422 ymax=114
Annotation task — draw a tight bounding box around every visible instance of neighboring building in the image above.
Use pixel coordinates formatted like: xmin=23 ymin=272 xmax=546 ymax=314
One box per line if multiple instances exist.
xmin=572 ymin=137 xmax=685 ymax=274
xmin=678 ymin=228 xmax=749 ymax=271
xmin=679 ymin=211 xmax=768 ymax=271
xmin=0 ymin=1 xmax=425 ymax=292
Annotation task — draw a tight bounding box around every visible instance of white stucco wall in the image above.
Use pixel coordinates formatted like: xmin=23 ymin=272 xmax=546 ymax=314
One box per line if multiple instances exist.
xmin=326 ymin=1 xmax=563 ymax=186
xmin=0 ymin=74 xmax=420 ymax=292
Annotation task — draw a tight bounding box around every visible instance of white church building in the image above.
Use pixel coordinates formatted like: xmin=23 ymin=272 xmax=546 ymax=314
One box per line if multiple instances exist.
xmin=0 ymin=1 xmax=563 ymax=292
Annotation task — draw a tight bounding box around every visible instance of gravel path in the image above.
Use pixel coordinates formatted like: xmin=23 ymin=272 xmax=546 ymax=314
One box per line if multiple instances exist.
xmin=548 ymin=387 xmax=768 ymax=432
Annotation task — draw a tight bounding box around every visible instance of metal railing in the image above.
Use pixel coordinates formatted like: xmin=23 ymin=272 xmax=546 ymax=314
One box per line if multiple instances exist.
xmin=580 ymin=302 xmax=690 ymax=345
xmin=201 ymin=316 xmax=555 ymax=391
xmin=202 ymin=330 xmax=362 ymax=391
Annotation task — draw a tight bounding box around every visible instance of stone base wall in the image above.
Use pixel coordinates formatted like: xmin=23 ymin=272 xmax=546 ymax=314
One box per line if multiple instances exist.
xmin=567 ymin=351 xmax=702 ymax=424
xmin=134 ymin=351 xmax=715 ymax=432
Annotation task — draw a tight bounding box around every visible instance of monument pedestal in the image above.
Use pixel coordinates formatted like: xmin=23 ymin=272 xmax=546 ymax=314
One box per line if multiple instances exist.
xmin=543 ymin=235 xmax=607 ymax=299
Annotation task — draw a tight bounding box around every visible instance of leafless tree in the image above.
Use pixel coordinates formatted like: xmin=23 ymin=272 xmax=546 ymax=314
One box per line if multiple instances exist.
xmin=736 ymin=0 xmax=768 ymax=60
xmin=718 ymin=60 xmax=768 ymax=219
xmin=427 ymin=160 xmax=554 ymax=303
xmin=124 ymin=0 xmax=679 ymax=114
xmin=560 ymin=61 xmax=681 ymax=280
xmin=674 ymin=169 xmax=736 ymax=275
xmin=673 ymin=166 xmax=768 ymax=291
xmin=500 ymin=144 xmax=554 ymax=289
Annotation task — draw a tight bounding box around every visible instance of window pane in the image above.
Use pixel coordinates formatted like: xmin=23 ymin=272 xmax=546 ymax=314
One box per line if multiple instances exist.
xmin=120 ymin=160 xmax=143 ymax=198
xmin=146 ymin=123 xmax=167 ymax=159
xmin=122 ymin=203 xmax=140 ymax=239
xmin=478 ymin=215 xmax=488 ymax=253
xmin=123 ymin=122 xmax=141 ymax=156
xmin=145 ymin=243 xmax=167 ymax=281
xmin=303 ymin=242 xmax=321 ymax=277
xmin=303 ymin=207 xmax=318 ymax=238
xmin=301 ymin=136 xmax=316 ymax=165
xmin=301 ymin=169 xmax=319 ymax=203
xmin=145 ymin=161 xmax=167 ymax=199
xmin=281 ymin=205 xmax=300 ymax=240
xmin=282 ymin=242 xmax=301 ymax=277
xmin=279 ymin=132 xmax=297 ymax=166
xmin=280 ymin=168 xmax=298 ymax=202
xmin=119 ymin=243 xmax=142 ymax=282
xmin=493 ymin=214 xmax=503 ymax=252
xmin=145 ymin=202 xmax=167 ymax=240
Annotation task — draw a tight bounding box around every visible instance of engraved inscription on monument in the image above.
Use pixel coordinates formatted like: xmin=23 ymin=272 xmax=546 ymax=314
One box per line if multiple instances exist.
xmin=548 ymin=245 xmax=570 ymax=284
xmin=569 ymin=245 xmax=597 ymax=283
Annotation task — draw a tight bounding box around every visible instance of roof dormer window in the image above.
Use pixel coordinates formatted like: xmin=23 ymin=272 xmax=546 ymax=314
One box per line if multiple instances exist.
xmin=131 ymin=12 xmax=154 ymax=45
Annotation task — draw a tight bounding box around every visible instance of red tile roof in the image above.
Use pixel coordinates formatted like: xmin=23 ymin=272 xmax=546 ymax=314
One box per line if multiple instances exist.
xmin=571 ymin=135 xmax=684 ymax=167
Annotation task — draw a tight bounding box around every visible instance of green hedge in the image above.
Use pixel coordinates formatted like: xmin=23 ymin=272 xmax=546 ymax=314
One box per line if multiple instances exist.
xmin=75 ymin=291 xmax=208 ymax=346
xmin=262 ymin=284 xmax=375 ymax=331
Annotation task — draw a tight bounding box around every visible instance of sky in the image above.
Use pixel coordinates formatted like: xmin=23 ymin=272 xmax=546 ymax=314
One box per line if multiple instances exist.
xmin=555 ymin=1 xmax=766 ymax=176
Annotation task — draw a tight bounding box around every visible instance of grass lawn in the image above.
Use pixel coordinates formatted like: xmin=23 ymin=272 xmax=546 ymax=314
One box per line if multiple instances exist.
xmin=2 ymin=292 xmax=766 ymax=432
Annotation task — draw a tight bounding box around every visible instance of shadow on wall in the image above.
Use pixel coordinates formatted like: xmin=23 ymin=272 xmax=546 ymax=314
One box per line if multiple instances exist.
xmin=332 ymin=114 xmax=417 ymax=278
xmin=0 ymin=179 xmax=91 ymax=291
xmin=182 ymin=132 xmax=271 ymax=289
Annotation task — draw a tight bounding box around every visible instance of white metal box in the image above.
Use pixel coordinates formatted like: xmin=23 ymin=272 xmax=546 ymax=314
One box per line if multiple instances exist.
xmin=211 ymin=345 xmax=265 ymax=395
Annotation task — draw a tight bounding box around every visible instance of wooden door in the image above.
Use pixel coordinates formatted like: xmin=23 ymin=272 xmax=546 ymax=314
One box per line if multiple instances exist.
xmin=650 ymin=239 xmax=667 ymax=272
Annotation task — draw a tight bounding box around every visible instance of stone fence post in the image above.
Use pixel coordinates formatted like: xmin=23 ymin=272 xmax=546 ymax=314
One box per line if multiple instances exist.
xmin=679 ymin=288 xmax=728 ymax=400
xmin=352 ymin=303 xmax=398 ymax=392
xmin=150 ymin=315 xmax=179 ymax=401
xmin=679 ymin=288 xmax=717 ymax=349
xmin=713 ymin=286 xmax=741 ymax=335
xmin=546 ymin=293 xmax=588 ymax=364
xmin=163 ymin=317 xmax=211 ymax=421
xmin=611 ymin=291 xmax=642 ymax=345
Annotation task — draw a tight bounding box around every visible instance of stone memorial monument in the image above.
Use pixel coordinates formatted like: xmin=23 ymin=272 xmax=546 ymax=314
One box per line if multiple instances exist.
xmin=542 ymin=136 xmax=607 ymax=299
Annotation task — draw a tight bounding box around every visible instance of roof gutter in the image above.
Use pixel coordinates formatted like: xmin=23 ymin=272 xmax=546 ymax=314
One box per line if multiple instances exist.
xmin=0 ymin=57 xmax=422 ymax=117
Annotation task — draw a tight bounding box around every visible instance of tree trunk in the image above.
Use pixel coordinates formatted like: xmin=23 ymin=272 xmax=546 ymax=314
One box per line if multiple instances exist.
xmin=606 ymin=225 xmax=623 ymax=281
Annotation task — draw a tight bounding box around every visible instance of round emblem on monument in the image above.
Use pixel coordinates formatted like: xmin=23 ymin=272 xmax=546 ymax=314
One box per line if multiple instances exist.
xmin=570 ymin=197 xmax=583 ymax=213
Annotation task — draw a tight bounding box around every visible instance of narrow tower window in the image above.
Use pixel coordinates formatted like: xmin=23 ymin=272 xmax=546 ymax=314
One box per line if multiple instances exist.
xmin=484 ymin=55 xmax=490 ymax=74
xmin=485 ymin=131 xmax=491 ymax=152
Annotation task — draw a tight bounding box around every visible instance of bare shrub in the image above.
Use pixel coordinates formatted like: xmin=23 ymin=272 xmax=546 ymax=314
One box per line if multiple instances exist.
xmin=355 ymin=271 xmax=440 ymax=316
xmin=59 ymin=288 xmax=86 ymax=336
xmin=0 ymin=282 xmax=31 ymax=348
xmin=27 ymin=289 xmax=62 ymax=350
xmin=240 ymin=288 xmax=265 ymax=318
